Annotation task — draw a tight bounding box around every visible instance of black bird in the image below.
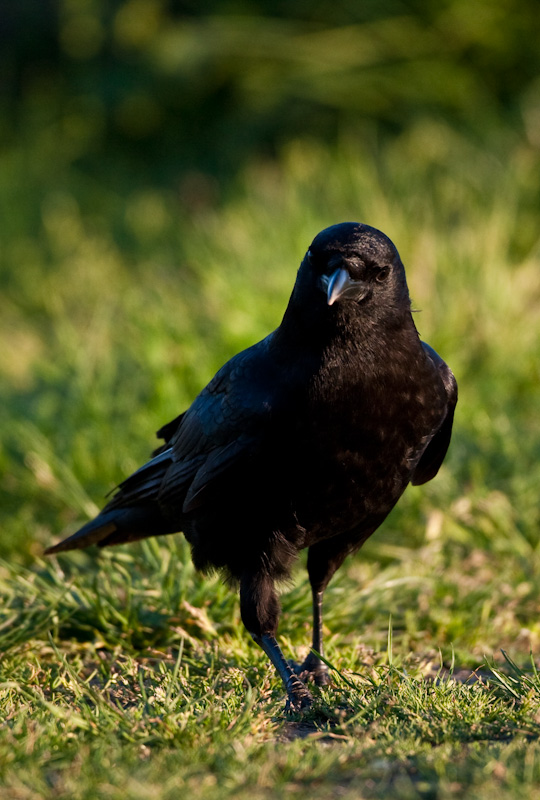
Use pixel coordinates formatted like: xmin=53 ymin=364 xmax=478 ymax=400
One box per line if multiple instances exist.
xmin=45 ymin=222 xmax=457 ymax=712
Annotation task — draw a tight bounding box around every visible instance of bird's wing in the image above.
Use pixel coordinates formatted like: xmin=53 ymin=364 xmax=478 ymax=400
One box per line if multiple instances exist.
xmin=156 ymin=335 xmax=292 ymax=513
xmin=160 ymin=334 xmax=285 ymax=513
xmin=410 ymin=342 xmax=458 ymax=486
xmin=99 ymin=333 xmax=287 ymax=523
xmin=152 ymin=412 xmax=186 ymax=455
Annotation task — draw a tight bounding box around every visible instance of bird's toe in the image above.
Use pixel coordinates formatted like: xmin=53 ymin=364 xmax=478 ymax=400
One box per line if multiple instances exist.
xmin=284 ymin=676 xmax=313 ymax=714
xmin=289 ymin=657 xmax=331 ymax=687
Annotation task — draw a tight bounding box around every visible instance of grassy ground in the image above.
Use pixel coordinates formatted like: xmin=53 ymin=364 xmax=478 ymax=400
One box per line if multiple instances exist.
xmin=2 ymin=123 xmax=540 ymax=797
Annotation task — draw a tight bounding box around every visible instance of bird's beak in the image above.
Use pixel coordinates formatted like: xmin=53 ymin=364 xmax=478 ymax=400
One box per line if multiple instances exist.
xmin=323 ymin=267 xmax=367 ymax=306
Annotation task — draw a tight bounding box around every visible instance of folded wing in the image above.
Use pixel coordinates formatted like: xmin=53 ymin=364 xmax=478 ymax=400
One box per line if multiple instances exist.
xmin=411 ymin=342 xmax=458 ymax=486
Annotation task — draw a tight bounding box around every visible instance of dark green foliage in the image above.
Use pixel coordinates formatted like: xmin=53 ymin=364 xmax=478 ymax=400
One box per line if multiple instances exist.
xmin=3 ymin=0 xmax=540 ymax=182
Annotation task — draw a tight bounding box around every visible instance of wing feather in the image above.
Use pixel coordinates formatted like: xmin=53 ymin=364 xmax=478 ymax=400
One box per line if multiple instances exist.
xmin=411 ymin=342 xmax=458 ymax=486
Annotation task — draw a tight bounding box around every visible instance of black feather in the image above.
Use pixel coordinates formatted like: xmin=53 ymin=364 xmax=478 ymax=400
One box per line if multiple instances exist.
xmin=45 ymin=222 xmax=457 ymax=713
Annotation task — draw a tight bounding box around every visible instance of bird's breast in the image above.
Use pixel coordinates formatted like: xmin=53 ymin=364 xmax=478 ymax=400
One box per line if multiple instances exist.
xmin=286 ymin=358 xmax=446 ymax=538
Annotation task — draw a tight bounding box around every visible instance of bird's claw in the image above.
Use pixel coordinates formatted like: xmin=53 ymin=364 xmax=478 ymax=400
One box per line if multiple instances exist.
xmin=285 ymin=676 xmax=313 ymax=713
xmin=288 ymin=657 xmax=331 ymax=687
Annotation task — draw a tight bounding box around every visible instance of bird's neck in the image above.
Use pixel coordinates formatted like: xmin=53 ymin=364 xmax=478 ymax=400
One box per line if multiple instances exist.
xmin=275 ymin=294 xmax=416 ymax=355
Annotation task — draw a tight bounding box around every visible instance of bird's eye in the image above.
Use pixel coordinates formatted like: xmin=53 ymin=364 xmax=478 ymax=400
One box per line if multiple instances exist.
xmin=376 ymin=267 xmax=390 ymax=282
xmin=306 ymin=249 xmax=313 ymax=261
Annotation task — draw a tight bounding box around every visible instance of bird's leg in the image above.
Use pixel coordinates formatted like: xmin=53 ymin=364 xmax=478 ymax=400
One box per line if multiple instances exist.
xmin=253 ymin=633 xmax=313 ymax=712
xmin=292 ymin=587 xmax=331 ymax=686
xmin=240 ymin=571 xmax=313 ymax=712
xmin=291 ymin=537 xmax=364 ymax=686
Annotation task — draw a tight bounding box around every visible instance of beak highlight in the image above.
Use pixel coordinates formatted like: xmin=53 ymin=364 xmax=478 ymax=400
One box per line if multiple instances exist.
xmin=324 ymin=267 xmax=366 ymax=306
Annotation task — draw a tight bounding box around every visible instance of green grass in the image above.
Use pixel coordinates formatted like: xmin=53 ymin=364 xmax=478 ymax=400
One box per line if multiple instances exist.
xmin=2 ymin=123 xmax=540 ymax=797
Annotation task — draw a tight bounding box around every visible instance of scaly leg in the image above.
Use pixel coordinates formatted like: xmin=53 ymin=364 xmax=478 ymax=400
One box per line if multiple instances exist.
xmin=292 ymin=533 xmax=372 ymax=685
xmin=240 ymin=571 xmax=313 ymax=712
xmin=292 ymin=586 xmax=331 ymax=686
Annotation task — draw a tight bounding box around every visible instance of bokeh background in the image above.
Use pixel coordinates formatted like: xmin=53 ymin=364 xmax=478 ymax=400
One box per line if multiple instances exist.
xmin=1 ymin=0 xmax=540 ymax=639
xmin=3 ymin=5 xmax=540 ymax=794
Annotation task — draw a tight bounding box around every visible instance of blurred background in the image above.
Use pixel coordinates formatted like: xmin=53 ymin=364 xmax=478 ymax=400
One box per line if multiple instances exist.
xmin=4 ymin=0 xmax=540 ymax=180
xmin=1 ymin=0 xmax=540 ymax=616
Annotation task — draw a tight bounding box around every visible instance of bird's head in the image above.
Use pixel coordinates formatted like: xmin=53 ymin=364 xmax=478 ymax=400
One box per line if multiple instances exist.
xmin=299 ymin=222 xmax=410 ymax=313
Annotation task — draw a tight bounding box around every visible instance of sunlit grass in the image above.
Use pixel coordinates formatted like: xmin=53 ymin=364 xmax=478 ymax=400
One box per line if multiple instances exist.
xmin=1 ymin=125 xmax=540 ymax=796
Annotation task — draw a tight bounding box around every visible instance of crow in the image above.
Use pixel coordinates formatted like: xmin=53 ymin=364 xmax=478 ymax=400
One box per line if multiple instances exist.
xmin=45 ymin=222 xmax=457 ymax=712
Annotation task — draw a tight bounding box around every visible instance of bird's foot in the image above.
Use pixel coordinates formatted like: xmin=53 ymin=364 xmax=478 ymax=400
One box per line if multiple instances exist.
xmin=285 ymin=675 xmax=314 ymax=713
xmin=289 ymin=654 xmax=331 ymax=687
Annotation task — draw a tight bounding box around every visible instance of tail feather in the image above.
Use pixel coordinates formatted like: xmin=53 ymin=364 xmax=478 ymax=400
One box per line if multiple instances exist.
xmin=44 ymin=505 xmax=179 ymax=554
xmin=44 ymin=512 xmax=119 ymax=554
xmin=45 ymin=447 xmax=182 ymax=555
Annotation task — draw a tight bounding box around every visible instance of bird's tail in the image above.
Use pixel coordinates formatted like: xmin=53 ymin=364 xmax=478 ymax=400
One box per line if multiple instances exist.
xmin=45 ymin=448 xmax=179 ymax=554
xmin=44 ymin=505 xmax=179 ymax=554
